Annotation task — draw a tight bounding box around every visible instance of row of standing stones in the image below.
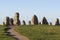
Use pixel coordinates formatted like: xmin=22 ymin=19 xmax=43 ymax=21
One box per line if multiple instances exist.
xmin=3 ymin=12 xmax=60 ymax=26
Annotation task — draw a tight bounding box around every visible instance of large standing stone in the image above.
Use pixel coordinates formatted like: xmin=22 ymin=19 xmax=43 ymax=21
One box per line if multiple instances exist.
xmin=9 ymin=18 xmax=14 ymax=25
xmin=54 ymin=18 xmax=59 ymax=25
xmin=41 ymin=17 xmax=48 ymax=25
xmin=4 ymin=17 xmax=10 ymax=26
xmin=14 ymin=12 xmax=20 ymax=25
xmin=31 ymin=15 xmax=38 ymax=25
xmin=22 ymin=20 xmax=26 ymax=25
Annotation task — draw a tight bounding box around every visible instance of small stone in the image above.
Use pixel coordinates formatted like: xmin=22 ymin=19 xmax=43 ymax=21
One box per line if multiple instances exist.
xmin=29 ymin=20 xmax=31 ymax=25
xmin=22 ymin=20 xmax=26 ymax=25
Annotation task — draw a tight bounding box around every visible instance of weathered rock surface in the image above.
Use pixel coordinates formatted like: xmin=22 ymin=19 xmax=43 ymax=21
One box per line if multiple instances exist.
xmin=14 ymin=12 xmax=20 ymax=25
xmin=4 ymin=17 xmax=10 ymax=26
xmin=41 ymin=17 xmax=48 ymax=25
xmin=31 ymin=15 xmax=38 ymax=25
xmin=54 ymin=18 xmax=60 ymax=25
xmin=9 ymin=18 xmax=14 ymax=25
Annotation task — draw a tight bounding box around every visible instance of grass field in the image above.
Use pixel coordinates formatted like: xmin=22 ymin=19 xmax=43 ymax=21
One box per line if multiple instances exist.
xmin=14 ymin=25 xmax=60 ymax=40
xmin=0 ymin=25 xmax=15 ymax=40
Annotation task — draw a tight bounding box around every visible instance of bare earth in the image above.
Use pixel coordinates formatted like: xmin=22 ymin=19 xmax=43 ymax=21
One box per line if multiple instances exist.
xmin=7 ymin=26 xmax=29 ymax=40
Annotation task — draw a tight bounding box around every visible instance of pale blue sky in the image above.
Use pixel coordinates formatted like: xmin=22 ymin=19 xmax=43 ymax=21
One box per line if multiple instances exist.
xmin=0 ymin=0 xmax=60 ymax=24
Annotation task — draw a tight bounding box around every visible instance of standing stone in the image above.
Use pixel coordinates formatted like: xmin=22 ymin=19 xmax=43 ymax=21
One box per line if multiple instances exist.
xmin=39 ymin=22 xmax=41 ymax=24
xmin=14 ymin=12 xmax=20 ymax=25
xmin=4 ymin=17 xmax=10 ymax=26
xmin=29 ymin=20 xmax=31 ymax=25
xmin=49 ymin=22 xmax=52 ymax=25
xmin=3 ymin=22 xmax=5 ymax=26
xmin=54 ymin=18 xmax=59 ymax=25
xmin=41 ymin=17 xmax=48 ymax=25
xmin=9 ymin=18 xmax=14 ymax=25
xmin=31 ymin=15 xmax=38 ymax=25
xmin=22 ymin=20 xmax=26 ymax=25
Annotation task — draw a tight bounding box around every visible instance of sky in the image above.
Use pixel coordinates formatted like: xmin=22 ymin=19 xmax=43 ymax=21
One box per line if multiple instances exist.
xmin=0 ymin=0 xmax=60 ymax=24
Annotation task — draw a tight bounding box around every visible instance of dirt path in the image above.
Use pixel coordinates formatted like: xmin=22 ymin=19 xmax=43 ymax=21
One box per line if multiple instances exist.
xmin=7 ymin=26 xmax=29 ymax=40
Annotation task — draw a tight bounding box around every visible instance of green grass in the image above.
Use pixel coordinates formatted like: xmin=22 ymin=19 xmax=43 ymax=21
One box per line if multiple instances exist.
xmin=0 ymin=25 xmax=15 ymax=40
xmin=14 ymin=25 xmax=60 ymax=40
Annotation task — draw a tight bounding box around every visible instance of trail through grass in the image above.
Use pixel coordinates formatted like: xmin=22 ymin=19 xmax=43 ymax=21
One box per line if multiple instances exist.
xmin=0 ymin=25 xmax=15 ymax=40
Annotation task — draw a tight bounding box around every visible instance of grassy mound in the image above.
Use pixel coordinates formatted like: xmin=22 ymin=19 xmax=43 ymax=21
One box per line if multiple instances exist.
xmin=0 ymin=25 xmax=15 ymax=40
xmin=14 ymin=25 xmax=60 ymax=40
